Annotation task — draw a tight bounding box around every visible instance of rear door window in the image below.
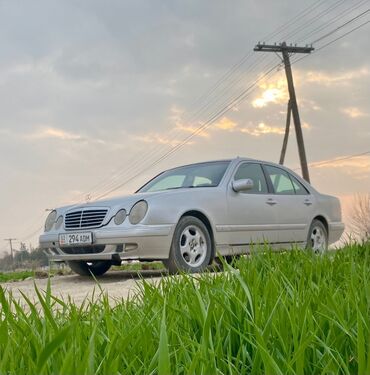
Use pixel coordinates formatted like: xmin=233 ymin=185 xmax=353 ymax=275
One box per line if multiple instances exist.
xmin=264 ymin=165 xmax=295 ymax=195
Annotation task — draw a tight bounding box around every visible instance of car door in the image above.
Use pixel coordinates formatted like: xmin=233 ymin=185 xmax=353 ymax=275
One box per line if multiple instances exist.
xmin=226 ymin=162 xmax=279 ymax=250
xmin=262 ymin=164 xmax=315 ymax=246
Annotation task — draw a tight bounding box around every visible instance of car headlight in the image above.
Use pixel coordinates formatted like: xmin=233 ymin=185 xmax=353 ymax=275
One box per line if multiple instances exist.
xmin=45 ymin=210 xmax=57 ymax=232
xmin=55 ymin=215 xmax=63 ymax=230
xmin=114 ymin=209 xmax=127 ymax=225
xmin=129 ymin=200 xmax=148 ymax=225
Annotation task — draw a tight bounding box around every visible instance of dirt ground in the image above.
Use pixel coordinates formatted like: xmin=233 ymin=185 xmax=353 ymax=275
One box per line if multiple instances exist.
xmin=2 ymin=270 xmax=167 ymax=306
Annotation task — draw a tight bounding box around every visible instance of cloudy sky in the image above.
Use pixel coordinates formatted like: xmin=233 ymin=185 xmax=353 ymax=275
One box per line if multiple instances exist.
xmin=0 ymin=0 xmax=369 ymax=254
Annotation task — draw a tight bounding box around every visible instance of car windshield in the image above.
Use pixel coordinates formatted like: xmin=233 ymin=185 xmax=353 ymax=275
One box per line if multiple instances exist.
xmin=138 ymin=161 xmax=230 ymax=193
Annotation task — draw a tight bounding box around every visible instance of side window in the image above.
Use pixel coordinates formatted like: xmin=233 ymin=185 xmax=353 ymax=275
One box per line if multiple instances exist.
xmin=264 ymin=165 xmax=295 ymax=195
xmin=193 ymin=176 xmax=212 ymax=187
xmin=234 ymin=163 xmax=268 ymax=194
xmin=290 ymin=175 xmax=309 ymax=195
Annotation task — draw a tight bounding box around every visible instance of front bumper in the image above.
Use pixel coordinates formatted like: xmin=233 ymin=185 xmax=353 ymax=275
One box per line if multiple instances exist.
xmin=39 ymin=224 xmax=174 ymax=262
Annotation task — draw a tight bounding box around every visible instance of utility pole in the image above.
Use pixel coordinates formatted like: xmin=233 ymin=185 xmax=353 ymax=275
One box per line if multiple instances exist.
xmin=279 ymin=99 xmax=291 ymax=165
xmin=4 ymin=238 xmax=17 ymax=271
xmin=254 ymin=42 xmax=314 ymax=183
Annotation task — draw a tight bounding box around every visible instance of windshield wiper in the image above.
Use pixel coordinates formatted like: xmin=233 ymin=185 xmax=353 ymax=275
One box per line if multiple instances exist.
xmin=164 ymin=185 xmax=216 ymax=191
xmin=164 ymin=186 xmax=195 ymax=191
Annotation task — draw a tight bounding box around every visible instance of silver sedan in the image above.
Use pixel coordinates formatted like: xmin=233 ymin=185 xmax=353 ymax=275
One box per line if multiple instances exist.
xmin=39 ymin=158 xmax=344 ymax=275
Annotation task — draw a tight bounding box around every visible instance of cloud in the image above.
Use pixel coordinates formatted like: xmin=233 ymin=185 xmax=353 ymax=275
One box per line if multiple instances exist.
xmin=252 ymin=77 xmax=288 ymax=108
xmin=305 ymin=67 xmax=369 ymax=86
xmin=342 ymin=107 xmax=368 ymax=119
xmin=132 ymin=134 xmax=182 ymax=147
xmin=27 ymin=127 xmax=83 ymax=141
xmin=240 ymin=122 xmax=285 ymax=137
xmin=133 ymin=114 xmax=239 ymax=148
xmin=213 ymin=117 xmax=238 ymax=131
xmin=175 ymin=123 xmax=210 ymax=138
xmin=169 ymin=105 xmax=210 ymax=137
xmin=24 ymin=126 xmax=107 ymax=146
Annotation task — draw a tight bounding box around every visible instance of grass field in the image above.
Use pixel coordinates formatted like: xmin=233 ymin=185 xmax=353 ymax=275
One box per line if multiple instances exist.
xmin=0 ymin=243 xmax=369 ymax=374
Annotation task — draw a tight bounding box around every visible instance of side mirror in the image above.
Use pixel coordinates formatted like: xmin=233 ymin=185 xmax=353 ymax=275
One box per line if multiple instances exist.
xmin=232 ymin=178 xmax=254 ymax=192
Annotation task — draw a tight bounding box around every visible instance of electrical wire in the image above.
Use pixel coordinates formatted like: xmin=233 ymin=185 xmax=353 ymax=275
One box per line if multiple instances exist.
xmin=94 ymin=62 xmax=282 ymax=200
xmin=90 ymin=2 xmax=370 ymax=200
xmin=278 ymin=0 xmax=348 ymax=42
xmin=292 ymin=151 xmax=370 ymax=171
xmin=311 ymin=8 xmax=370 ymax=44
xmin=83 ymin=55 xmax=275 ymax=200
xmin=292 ymin=18 xmax=370 ymax=65
xmin=296 ymin=0 xmax=370 ymax=43
xmin=93 ymin=6 xmax=370 ymax=200
xmin=78 ymin=1 xmax=340 ymax=201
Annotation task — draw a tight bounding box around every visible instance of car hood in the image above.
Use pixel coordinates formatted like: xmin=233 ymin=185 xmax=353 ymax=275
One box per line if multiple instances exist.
xmin=56 ymin=187 xmax=220 ymax=215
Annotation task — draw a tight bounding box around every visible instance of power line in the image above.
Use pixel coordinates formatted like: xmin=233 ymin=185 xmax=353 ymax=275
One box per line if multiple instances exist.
xmin=315 ymin=18 xmax=370 ymax=50
xmin=292 ymin=18 xmax=370 ymax=65
xmin=82 ymin=56 xmax=274 ymax=200
xmin=278 ymin=0 xmax=348 ymax=42
xmin=262 ymin=0 xmax=326 ymax=42
xmin=87 ymin=57 xmax=278 ymax=200
xmin=292 ymin=151 xmax=370 ymax=172
xmin=311 ymin=8 xmax=370 ymax=44
xmin=296 ymin=0 xmax=370 ymax=43
xmin=94 ymin=62 xmax=282 ymax=200
xmin=93 ymin=2 xmax=370 ymax=200
xmin=309 ymin=151 xmax=370 ymax=168
xmin=79 ymin=1 xmax=341 ymax=201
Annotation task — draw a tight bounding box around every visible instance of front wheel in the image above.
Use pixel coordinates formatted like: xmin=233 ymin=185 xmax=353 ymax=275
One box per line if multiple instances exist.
xmin=306 ymin=219 xmax=328 ymax=254
xmin=67 ymin=260 xmax=112 ymax=276
xmin=165 ymin=216 xmax=213 ymax=274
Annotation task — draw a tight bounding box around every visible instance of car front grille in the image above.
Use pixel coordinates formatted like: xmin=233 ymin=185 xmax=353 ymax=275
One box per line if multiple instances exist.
xmin=65 ymin=209 xmax=108 ymax=230
xmin=61 ymin=245 xmax=106 ymax=255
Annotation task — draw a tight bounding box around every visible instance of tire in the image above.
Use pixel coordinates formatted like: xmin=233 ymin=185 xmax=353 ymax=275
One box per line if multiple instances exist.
xmin=166 ymin=216 xmax=213 ymax=274
xmin=67 ymin=260 xmax=112 ymax=276
xmin=306 ymin=219 xmax=328 ymax=254
xmin=214 ymin=255 xmax=239 ymax=268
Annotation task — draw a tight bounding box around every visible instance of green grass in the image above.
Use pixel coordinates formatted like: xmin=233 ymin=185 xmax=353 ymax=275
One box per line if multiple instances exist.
xmin=1 ymin=243 xmax=370 ymax=374
xmin=0 ymin=270 xmax=34 ymax=283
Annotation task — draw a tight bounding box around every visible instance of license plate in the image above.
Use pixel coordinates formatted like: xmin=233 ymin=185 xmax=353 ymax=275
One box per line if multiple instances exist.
xmin=59 ymin=232 xmax=93 ymax=247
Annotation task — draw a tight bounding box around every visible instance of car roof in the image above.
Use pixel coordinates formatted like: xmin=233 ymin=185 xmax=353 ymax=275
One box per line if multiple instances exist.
xmin=171 ymin=157 xmax=282 ymax=167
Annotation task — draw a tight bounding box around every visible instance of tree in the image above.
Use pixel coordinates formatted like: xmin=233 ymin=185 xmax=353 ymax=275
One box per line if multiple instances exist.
xmin=350 ymin=193 xmax=370 ymax=242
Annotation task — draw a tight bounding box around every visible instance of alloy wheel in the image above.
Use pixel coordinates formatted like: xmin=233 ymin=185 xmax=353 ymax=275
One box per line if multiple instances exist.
xmin=179 ymin=225 xmax=207 ymax=267
xmin=310 ymin=225 xmax=327 ymax=254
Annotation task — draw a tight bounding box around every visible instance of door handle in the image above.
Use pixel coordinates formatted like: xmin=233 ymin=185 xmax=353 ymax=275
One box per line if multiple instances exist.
xmin=304 ymin=199 xmax=313 ymax=206
xmin=266 ymin=198 xmax=277 ymax=206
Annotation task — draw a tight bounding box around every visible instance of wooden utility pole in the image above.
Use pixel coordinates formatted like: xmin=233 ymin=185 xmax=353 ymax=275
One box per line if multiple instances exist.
xmin=254 ymin=42 xmax=314 ymax=183
xmin=4 ymin=238 xmax=17 ymax=271
xmin=279 ymin=99 xmax=291 ymax=165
